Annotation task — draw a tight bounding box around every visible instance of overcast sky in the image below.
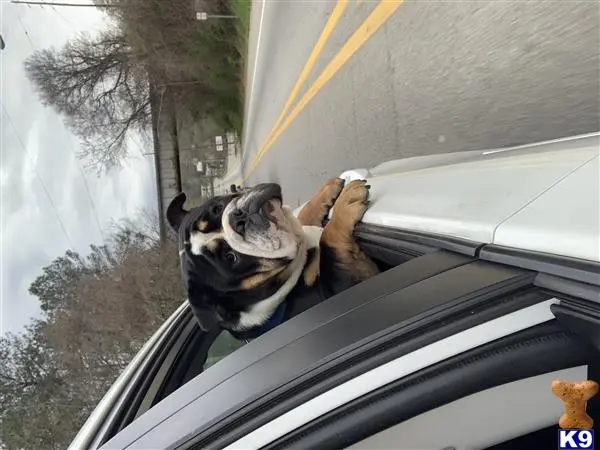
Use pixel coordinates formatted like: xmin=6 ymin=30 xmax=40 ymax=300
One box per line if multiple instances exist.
xmin=0 ymin=1 xmax=158 ymax=335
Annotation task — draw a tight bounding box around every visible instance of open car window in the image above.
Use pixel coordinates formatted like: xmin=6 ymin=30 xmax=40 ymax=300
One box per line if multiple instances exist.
xmin=112 ymin=322 xmax=247 ymax=433
xmin=97 ymin=312 xmax=247 ymax=446
xmin=102 ymin=224 xmax=438 ymax=439
xmin=205 ymin=331 xmax=246 ymax=369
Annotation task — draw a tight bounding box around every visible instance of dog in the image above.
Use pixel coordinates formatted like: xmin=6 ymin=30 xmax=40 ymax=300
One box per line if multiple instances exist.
xmin=166 ymin=178 xmax=379 ymax=341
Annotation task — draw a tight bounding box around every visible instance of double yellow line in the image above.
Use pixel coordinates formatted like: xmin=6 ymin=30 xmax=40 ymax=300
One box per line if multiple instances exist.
xmin=244 ymin=0 xmax=404 ymax=181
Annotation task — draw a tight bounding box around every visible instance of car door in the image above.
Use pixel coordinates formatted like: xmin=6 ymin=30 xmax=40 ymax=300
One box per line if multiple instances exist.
xmin=90 ymin=222 xmax=598 ymax=450
xmin=100 ymin=249 xmax=571 ymax=449
xmin=234 ymin=269 xmax=600 ymax=449
xmin=256 ymin=303 xmax=599 ymax=449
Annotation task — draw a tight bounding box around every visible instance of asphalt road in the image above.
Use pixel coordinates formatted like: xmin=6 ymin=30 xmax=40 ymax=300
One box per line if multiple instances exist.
xmin=241 ymin=0 xmax=599 ymax=207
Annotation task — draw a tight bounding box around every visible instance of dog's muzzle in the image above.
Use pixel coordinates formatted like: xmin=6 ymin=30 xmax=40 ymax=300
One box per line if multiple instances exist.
xmin=228 ymin=183 xmax=282 ymax=236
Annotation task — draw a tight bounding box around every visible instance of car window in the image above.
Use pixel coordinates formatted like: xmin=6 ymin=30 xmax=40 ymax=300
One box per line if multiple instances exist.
xmin=99 ymin=314 xmax=248 ymax=445
xmin=205 ymin=331 xmax=246 ymax=369
xmin=149 ymin=324 xmax=246 ymax=405
xmin=119 ymin=230 xmax=449 ymax=431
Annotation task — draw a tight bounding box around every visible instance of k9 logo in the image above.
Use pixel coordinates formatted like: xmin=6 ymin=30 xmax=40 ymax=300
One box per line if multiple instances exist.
xmin=558 ymin=429 xmax=594 ymax=449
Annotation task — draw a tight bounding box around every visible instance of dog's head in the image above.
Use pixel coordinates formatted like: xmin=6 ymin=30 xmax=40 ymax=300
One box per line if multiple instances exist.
xmin=166 ymin=184 xmax=307 ymax=333
xmin=221 ymin=183 xmax=303 ymax=260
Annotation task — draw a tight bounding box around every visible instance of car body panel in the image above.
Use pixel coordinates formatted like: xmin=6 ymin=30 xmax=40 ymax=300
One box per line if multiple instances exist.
xmin=494 ymin=155 xmax=600 ymax=262
xmin=336 ymin=133 xmax=599 ymax=261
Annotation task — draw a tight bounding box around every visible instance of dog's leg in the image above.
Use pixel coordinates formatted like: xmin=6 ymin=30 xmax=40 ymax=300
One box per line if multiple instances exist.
xmin=320 ymin=180 xmax=379 ymax=291
xmin=297 ymin=177 xmax=345 ymax=227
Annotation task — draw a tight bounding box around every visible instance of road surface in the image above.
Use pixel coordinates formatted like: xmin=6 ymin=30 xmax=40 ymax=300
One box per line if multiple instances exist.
xmin=241 ymin=0 xmax=599 ymax=207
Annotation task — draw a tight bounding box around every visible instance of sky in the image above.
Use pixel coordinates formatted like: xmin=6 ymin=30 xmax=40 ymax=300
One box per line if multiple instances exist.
xmin=0 ymin=1 xmax=158 ymax=335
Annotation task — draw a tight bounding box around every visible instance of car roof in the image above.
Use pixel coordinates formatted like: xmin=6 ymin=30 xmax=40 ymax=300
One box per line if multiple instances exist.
xmin=337 ymin=132 xmax=600 ymax=262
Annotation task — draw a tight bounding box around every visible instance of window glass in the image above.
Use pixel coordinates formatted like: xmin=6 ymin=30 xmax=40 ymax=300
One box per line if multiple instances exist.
xmin=205 ymin=331 xmax=246 ymax=369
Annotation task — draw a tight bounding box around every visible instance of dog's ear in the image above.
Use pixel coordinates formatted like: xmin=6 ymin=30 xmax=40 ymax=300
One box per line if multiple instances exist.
xmin=188 ymin=296 xmax=221 ymax=331
xmin=166 ymin=192 xmax=188 ymax=232
xmin=186 ymin=275 xmax=221 ymax=331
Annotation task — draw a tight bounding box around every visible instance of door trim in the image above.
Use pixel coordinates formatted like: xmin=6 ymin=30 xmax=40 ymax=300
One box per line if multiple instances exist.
xmin=226 ymin=299 xmax=558 ymax=449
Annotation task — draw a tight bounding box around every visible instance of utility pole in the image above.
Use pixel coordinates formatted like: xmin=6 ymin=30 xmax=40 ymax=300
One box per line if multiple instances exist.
xmin=10 ymin=0 xmax=119 ymax=7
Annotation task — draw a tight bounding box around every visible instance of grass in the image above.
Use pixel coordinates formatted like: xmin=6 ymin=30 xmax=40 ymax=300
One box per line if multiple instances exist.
xmin=226 ymin=0 xmax=252 ymax=135
xmin=181 ymin=0 xmax=251 ymax=136
xmin=114 ymin=0 xmax=252 ymax=136
xmin=231 ymin=0 xmax=252 ymax=65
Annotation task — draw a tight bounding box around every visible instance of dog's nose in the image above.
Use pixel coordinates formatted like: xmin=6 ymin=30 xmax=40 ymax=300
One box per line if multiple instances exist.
xmin=254 ymin=183 xmax=282 ymax=200
xmin=231 ymin=209 xmax=246 ymax=235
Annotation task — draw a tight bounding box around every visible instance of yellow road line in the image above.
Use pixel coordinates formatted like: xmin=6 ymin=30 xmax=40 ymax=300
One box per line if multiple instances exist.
xmin=259 ymin=0 xmax=349 ymax=162
xmin=245 ymin=0 xmax=404 ymax=180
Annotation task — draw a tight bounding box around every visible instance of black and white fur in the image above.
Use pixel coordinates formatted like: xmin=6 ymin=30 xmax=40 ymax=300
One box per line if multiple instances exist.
xmin=167 ymin=180 xmax=378 ymax=340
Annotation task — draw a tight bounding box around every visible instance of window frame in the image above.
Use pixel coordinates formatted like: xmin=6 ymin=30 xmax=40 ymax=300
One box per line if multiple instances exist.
xmin=258 ymin=318 xmax=594 ymax=450
xmin=255 ymin=288 xmax=600 ymax=449
xmin=98 ymin=314 xmax=235 ymax=446
xmin=345 ymin=365 xmax=589 ymax=450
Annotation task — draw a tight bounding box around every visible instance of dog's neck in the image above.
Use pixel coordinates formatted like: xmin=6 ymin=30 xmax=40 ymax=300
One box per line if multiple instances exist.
xmin=234 ymin=221 xmax=322 ymax=332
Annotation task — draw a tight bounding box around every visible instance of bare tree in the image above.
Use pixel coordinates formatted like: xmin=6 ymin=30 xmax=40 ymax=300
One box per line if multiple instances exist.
xmin=0 ymin=322 xmax=87 ymax=450
xmin=2 ymin=217 xmax=185 ymax=449
xmin=24 ymin=27 xmax=151 ymax=172
xmin=32 ymin=215 xmax=184 ymax=380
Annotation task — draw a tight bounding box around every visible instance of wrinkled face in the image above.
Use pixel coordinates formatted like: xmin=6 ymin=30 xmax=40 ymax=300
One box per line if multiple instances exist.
xmin=166 ymin=185 xmax=303 ymax=332
xmin=222 ymin=183 xmax=303 ymax=260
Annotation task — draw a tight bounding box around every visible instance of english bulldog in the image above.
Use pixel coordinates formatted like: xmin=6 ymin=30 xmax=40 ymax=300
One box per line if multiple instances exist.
xmin=166 ymin=178 xmax=379 ymax=340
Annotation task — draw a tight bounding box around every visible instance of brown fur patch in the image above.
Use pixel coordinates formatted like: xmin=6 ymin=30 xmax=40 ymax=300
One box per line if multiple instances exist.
xmin=197 ymin=220 xmax=209 ymax=232
xmin=321 ymin=180 xmax=379 ymax=281
xmin=303 ymin=247 xmax=320 ymax=286
xmin=297 ymin=177 xmax=345 ymax=226
xmin=239 ymin=266 xmax=286 ymax=290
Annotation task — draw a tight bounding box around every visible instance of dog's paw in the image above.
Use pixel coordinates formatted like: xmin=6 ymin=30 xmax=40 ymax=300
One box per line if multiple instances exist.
xmin=297 ymin=177 xmax=345 ymax=226
xmin=318 ymin=177 xmax=345 ymax=207
xmin=332 ymin=179 xmax=370 ymax=227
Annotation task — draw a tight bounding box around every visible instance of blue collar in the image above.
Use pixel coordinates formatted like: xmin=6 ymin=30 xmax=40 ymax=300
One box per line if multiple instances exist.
xmin=257 ymin=300 xmax=287 ymax=334
xmin=230 ymin=300 xmax=288 ymax=341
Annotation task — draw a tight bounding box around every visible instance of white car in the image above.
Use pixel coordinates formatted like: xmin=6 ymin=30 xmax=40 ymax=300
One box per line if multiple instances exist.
xmin=70 ymin=132 xmax=600 ymax=450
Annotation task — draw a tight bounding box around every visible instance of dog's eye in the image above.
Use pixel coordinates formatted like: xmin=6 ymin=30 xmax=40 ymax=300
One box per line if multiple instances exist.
xmin=212 ymin=204 xmax=223 ymax=215
xmin=224 ymin=251 xmax=238 ymax=265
